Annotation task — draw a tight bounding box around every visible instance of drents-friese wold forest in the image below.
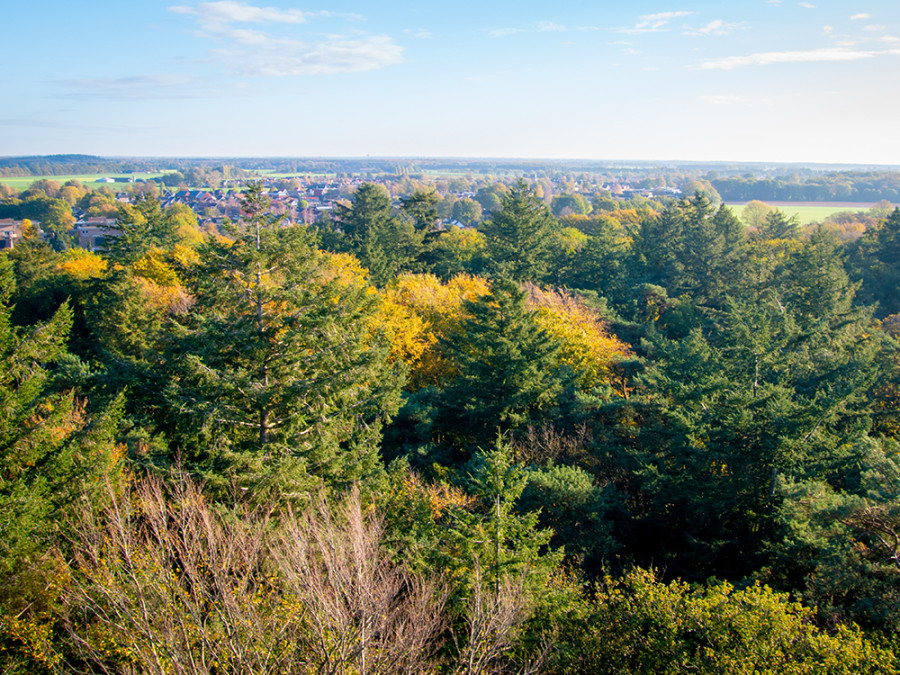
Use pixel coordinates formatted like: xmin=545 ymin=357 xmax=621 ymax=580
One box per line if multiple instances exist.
xmin=2 ymin=155 xmax=900 ymax=673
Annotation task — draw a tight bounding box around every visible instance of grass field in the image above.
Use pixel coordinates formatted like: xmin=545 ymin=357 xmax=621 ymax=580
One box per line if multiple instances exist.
xmin=0 ymin=173 xmax=169 ymax=190
xmin=727 ymin=202 xmax=881 ymax=225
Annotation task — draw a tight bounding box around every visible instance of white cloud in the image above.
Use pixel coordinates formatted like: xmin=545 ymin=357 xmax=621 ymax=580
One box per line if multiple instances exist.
xmin=169 ymin=1 xmax=401 ymax=75
xmin=618 ymin=11 xmax=693 ymax=34
xmin=799 ymin=3 xmax=816 ymax=8
xmin=218 ymin=35 xmax=403 ymax=76
xmin=169 ymin=1 xmax=311 ymax=25
xmin=403 ymin=28 xmax=432 ymax=39
xmin=684 ymin=19 xmax=745 ymax=36
xmin=490 ymin=22 xmax=598 ymax=36
xmin=537 ymin=21 xmax=566 ymax=32
xmin=850 ymin=13 xmax=871 ymax=20
xmin=700 ymin=46 xmax=900 ymax=70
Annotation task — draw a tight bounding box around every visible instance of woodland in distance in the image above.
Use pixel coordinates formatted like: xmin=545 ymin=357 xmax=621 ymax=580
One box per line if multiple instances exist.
xmin=2 ymin=159 xmax=900 ymax=673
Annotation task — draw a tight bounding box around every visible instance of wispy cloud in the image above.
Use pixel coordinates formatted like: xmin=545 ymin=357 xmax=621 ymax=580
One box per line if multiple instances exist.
xmin=684 ymin=19 xmax=745 ymax=36
xmin=851 ymin=13 xmax=871 ymax=20
xmin=700 ymin=94 xmax=749 ymax=105
xmin=618 ymin=11 xmax=693 ymax=35
xmin=799 ymin=2 xmax=815 ymax=8
xmin=537 ymin=21 xmax=566 ymax=32
xmin=169 ymin=1 xmax=401 ymax=75
xmin=488 ymin=22 xmax=598 ymax=37
xmin=170 ymin=1 xmax=314 ymax=25
xmin=701 ymin=46 xmax=900 ymax=70
xmin=215 ymin=35 xmax=404 ymax=76
xmin=403 ymin=28 xmax=432 ymax=39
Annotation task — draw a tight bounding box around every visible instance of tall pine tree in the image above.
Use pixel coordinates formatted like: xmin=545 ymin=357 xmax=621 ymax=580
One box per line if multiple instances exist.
xmin=163 ymin=184 xmax=402 ymax=497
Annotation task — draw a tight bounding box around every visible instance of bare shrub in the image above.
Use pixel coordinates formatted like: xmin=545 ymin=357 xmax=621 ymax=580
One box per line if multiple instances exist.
xmin=272 ymin=487 xmax=448 ymax=675
xmin=64 ymin=476 xmax=447 ymax=675
xmin=454 ymin=562 xmax=543 ymax=675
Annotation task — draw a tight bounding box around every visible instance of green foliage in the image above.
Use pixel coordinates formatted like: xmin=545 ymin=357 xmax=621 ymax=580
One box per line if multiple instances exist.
xmin=635 ymin=193 xmax=747 ymax=309
xmin=426 ymin=225 xmax=487 ymax=278
xmin=451 ymin=197 xmax=483 ymax=226
xmin=432 ymin=279 xmax=566 ymax=450
xmin=853 ymin=207 xmax=900 ymax=317
xmin=0 ymin=256 xmax=124 ymax=671
xmin=558 ymin=567 xmax=897 ymax=674
xmin=400 ymin=187 xmax=440 ymax=233
xmin=162 ymin=184 xmax=403 ymax=498
xmin=481 ymin=180 xmax=557 ymax=282
xmin=106 ymin=194 xmax=179 ymax=263
xmin=519 ymin=463 xmax=619 ymax=569
xmin=773 ymin=438 xmax=900 ymax=631
xmin=331 ymin=182 xmax=424 ymax=285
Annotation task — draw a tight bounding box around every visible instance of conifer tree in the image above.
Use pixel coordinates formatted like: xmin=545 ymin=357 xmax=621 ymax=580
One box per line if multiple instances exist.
xmin=331 ymin=182 xmax=423 ymax=285
xmin=481 ymin=180 xmax=557 ymax=282
xmin=0 ymin=256 xmax=124 ymax=669
xmin=433 ymin=279 xmax=565 ymax=450
xmin=164 ymin=184 xmax=402 ymax=496
xmin=105 ymin=195 xmax=178 ymax=263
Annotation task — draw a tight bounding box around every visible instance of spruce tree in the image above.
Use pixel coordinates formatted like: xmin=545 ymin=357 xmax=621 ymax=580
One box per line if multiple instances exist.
xmin=433 ymin=279 xmax=565 ymax=450
xmin=163 ymin=184 xmax=402 ymax=497
xmin=481 ymin=180 xmax=557 ymax=282
xmin=331 ymin=182 xmax=423 ymax=285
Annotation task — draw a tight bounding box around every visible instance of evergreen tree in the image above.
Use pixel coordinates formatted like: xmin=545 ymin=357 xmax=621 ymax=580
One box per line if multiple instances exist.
xmin=635 ymin=194 xmax=747 ymax=310
xmin=481 ymin=180 xmax=557 ymax=282
xmin=105 ymin=194 xmax=178 ymax=263
xmin=853 ymin=207 xmax=900 ymax=317
xmin=163 ymin=185 xmax=402 ymax=497
xmin=0 ymin=256 xmax=123 ymax=669
xmin=432 ymin=279 xmax=565 ymax=450
xmin=331 ymin=182 xmax=423 ymax=285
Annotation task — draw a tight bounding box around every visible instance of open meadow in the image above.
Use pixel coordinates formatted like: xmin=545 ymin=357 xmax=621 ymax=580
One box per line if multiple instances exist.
xmin=0 ymin=172 xmax=168 ymax=191
xmin=728 ymin=201 xmax=883 ymax=225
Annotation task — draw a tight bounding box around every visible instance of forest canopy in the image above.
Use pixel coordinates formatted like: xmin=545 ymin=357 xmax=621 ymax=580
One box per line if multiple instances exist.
xmin=1 ymin=176 xmax=899 ymax=673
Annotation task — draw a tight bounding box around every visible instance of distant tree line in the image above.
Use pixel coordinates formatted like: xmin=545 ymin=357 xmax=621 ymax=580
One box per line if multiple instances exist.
xmin=712 ymin=171 xmax=900 ymax=202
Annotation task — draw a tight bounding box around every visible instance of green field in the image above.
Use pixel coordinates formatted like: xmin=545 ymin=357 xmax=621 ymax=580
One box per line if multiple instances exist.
xmin=0 ymin=172 xmax=169 ymax=190
xmin=727 ymin=202 xmax=880 ymax=225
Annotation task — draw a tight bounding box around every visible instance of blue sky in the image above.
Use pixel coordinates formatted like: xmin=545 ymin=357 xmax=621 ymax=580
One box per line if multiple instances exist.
xmin=3 ymin=1 xmax=899 ymax=164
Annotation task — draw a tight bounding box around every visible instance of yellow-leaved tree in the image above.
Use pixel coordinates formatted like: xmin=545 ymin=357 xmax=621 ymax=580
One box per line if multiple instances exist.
xmin=55 ymin=248 xmax=109 ymax=281
xmin=524 ymin=284 xmax=630 ymax=392
xmin=130 ymin=246 xmax=195 ymax=315
xmin=378 ymin=273 xmax=490 ymax=389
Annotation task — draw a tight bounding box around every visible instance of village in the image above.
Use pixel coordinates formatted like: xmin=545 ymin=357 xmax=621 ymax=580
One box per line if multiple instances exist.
xmin=0 ymin=171 xmax=683 ymax=253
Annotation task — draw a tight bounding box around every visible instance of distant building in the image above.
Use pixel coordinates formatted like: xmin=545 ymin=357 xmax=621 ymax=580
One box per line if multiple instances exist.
xmin=0 ymin=219 xmax=24 ymax=249
xmin=74 ymin=218 xmax=119 ymax=252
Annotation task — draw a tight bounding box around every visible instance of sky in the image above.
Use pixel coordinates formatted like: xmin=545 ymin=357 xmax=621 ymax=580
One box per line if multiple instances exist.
xmin=3 ymin=1 xmax=900 ymax=164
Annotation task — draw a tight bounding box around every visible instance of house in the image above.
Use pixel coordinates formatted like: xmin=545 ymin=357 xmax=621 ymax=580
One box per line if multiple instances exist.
xmin=74 ymin=218 xmax=119 ymax=252
xmin=0 ymin=219 xmax=24 ymax=249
